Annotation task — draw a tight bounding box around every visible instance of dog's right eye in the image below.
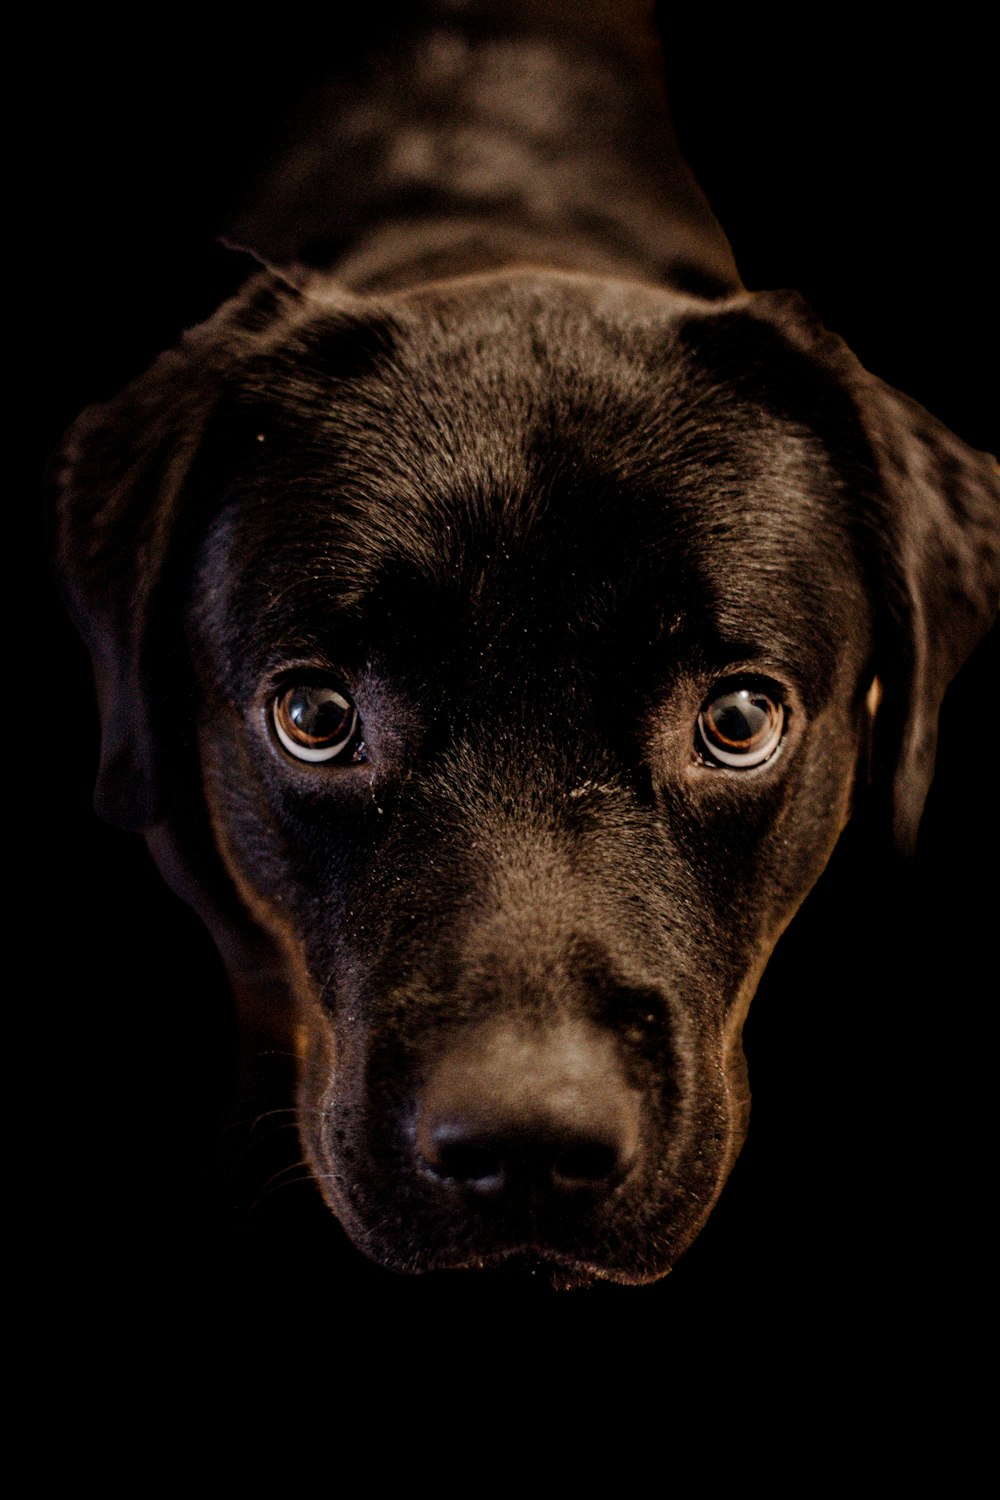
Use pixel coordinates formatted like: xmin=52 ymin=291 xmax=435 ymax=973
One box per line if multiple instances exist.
xmin=272 ymin=684 xmax=361 ymax=763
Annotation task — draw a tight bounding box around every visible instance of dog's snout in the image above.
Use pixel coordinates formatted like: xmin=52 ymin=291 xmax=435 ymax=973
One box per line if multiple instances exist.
xmin=415 ymin=1020 xmax=641 ymax=1200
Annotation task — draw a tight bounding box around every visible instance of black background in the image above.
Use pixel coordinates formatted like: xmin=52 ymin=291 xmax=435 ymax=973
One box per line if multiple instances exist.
xmin=33 ymin=10 xmax=995 ymax=1391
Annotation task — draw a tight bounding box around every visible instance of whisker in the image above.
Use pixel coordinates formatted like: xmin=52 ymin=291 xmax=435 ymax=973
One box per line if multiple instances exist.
xmin=249 ymin=1160 xmax=316 ymax=1212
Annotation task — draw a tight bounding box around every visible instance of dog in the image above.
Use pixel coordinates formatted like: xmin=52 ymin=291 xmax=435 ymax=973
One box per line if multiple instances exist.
xmin=52 ymin=0 xmax=999 ymax=1287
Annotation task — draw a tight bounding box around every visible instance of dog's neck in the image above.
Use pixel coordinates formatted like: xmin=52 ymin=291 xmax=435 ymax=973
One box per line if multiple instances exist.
xmin=225 ymin=1 xmax=740 ymax=299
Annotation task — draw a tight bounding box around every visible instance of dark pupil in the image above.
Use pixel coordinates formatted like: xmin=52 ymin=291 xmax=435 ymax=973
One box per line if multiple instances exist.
xmin=288 ymin=687 xmax=351 ymax=744
xmin=709 ymin=693 xmax=771 ymax=748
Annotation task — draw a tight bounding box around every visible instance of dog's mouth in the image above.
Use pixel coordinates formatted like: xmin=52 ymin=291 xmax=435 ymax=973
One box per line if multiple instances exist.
xmin=421 ymin=1246 xmax=667 ymax=1291
xmin=479 ymin=1248 xmax=677 ymax=1284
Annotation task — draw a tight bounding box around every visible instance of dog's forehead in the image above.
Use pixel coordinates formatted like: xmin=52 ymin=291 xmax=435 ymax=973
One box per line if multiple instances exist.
xmin=196 ymin=275 xmax=871 ymax=690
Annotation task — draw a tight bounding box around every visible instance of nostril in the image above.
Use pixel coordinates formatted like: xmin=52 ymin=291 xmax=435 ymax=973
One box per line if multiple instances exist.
xmin=434 ymin=1140 xmax=505 ymax=1185
xmin=553 ymin=1141 xmax=623 ymax=1186
xmin=418 ymin=1119 xmax=632 ymax=1197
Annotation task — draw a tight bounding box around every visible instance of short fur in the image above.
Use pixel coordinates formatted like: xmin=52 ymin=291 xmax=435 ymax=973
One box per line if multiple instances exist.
xmin=53 ymin=1 xmax=999 ymax=1285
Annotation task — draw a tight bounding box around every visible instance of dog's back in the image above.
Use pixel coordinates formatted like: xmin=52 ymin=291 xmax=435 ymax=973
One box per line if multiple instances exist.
xmin=226 ymin=0 xmax=738 ymax=299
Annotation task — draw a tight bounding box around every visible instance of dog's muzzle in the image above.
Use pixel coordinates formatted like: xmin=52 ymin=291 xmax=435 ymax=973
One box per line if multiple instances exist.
xmin=310 ymin=992 xmax=731 ymax=1284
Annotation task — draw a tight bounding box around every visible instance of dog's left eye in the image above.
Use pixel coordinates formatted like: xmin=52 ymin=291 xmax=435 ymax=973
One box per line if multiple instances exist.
xmin=696 ymin=686 xmax=784 ymax=768
xmin=272 ymin=684 xmax=361 ymax=763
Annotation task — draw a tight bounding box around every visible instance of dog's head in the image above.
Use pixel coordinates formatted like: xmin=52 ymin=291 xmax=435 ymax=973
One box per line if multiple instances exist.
xmin=55 ymin=269 xmax=998 ymax=1283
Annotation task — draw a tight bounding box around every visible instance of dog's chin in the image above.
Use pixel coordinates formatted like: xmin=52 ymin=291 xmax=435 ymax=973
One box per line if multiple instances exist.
xmin=423 ymin=1249 xmax=671 ymax=1291
xmin=351 ymin=1233 xmax=677 ymax=1290
xmin=464 ymin=1249 xmax=675 ymax=1290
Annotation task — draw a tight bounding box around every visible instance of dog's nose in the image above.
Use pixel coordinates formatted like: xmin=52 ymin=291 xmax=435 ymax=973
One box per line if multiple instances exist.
xmin=415 ymin=1021 xmax=640 ymax=1197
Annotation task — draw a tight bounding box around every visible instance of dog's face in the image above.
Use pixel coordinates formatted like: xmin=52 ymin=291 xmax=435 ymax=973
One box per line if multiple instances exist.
xmin=56 ymin=269 xmax=998 ymax=1284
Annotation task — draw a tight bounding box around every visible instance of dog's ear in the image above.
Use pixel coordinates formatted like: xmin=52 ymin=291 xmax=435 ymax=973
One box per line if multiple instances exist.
xmin=751 ymin=290 xmax=1000 ymax=854
xmin=52 ymin=273 xmax=311 ymax=829
xmin=855 ymin=379 xmax=999 ymax=854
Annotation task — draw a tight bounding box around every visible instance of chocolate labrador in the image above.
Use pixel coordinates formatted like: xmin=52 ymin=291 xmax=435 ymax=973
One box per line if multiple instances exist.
xmin=53 ymin=0 xmax=998 ymax=1285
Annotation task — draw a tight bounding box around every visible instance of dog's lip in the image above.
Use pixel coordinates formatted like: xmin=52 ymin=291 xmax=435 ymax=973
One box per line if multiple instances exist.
xmin=427 ymin=1243 xmax=669 ymax=1289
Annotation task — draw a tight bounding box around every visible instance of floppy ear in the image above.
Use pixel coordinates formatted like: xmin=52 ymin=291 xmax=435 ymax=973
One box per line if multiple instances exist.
xmin=856 ymin=380 xmax=999 ymax=853
xmin=751 ymin=290 xmax=1000 ymax=854
xmin=52 ymin=272 xmax=309 ymax=829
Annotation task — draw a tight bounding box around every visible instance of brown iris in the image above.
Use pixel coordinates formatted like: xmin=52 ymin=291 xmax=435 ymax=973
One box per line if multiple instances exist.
xmin=697 ymin=687 xmax=784 ymax=768
xmin=272 ymin=684 xmax=359 ymax=763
